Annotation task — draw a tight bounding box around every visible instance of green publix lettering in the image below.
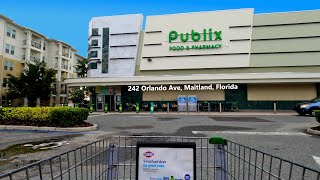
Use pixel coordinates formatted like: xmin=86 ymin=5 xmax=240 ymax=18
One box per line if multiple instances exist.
xmin=169 ymin=28 xmax=222 ymax=43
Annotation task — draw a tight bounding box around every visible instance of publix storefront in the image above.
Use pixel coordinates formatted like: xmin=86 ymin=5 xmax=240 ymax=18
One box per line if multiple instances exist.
xmin=66 ymin=8 xmax=320 ymax=112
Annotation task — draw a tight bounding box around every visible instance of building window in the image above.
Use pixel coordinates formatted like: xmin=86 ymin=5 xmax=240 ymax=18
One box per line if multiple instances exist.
xmin=10 ymin=45 xmax=15 ymax=55
xmin=9 ymin=62 xmax=14 ymax=71
xmin=91 ymin=40 xmax=98 ymax=46
xmin=4 ymin=61 xmax=9 ymax=70
xmin=92 ymin=28 xmax=99 ymax=36
xmin=6 ymin=27 xmax=11 ymax=37
xmin=43 ymin=43 xmax=46 ymax=50
xmin=88 ymin=62 xmax=97 ymax=70
xmin=102 ymin=28 xmax=109 ymax=73
xmin=12 ymin=30 xmax=16 ymax=39
xmin=90 ymin=51 xmax=98 ymax=58
xmin=5 ymin=44 xmax=10 ymax=53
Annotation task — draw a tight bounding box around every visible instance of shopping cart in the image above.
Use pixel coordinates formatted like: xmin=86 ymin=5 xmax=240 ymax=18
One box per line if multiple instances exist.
xmin=0 ymin=136 xmax=319 ymax=180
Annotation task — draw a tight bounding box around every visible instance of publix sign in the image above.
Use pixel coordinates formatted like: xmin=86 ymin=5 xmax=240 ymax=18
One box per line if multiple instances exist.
xmin=168 ymin=28 xmax=222 ymax=51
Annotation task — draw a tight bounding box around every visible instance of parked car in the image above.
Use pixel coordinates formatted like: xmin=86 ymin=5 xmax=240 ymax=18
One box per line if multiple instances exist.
xmin=293 ymin=98 xmax=320 ymax=116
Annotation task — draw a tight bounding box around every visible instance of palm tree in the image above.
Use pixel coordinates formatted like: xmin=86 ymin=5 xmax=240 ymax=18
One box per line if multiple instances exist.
xmin=75 ymin=58 xmax=89 ymax=77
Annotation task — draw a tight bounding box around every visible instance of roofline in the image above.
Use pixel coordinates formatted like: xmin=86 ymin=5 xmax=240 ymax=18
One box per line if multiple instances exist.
xmin=254 ymin=9 xmax=320 ymax=15
xmin=0 ymin=14 xmax=77 ymax=51
xmin=75 ymin=53 xmax=86 ymax=59
xmin=145 ymin=8 xmax=254 ymax=18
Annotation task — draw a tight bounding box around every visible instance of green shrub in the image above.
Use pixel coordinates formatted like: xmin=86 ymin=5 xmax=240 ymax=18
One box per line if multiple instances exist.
xmin=0 ymin=107 xmax=89 ymax=127
xmin=315 ymin=110 xmax=320 ymax=123
xmin=49 ymin=107 xmax=89 ymax=127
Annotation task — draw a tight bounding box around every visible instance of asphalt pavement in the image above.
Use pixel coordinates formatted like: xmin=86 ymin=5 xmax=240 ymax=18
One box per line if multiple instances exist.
xmin=0 ymin=113 xmax=320 ymax=178
xmin=86 ymin=113 xmax=320 ymax=171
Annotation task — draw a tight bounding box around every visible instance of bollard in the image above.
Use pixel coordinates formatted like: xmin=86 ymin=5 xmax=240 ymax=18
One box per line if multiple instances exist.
xmin=107 ymin=144 xmax=118 ymax=180
xmin=167 ymin=103 xmax=169 ymax=113
xmin=219 ymin=103 xmax=222 ymax=113
xmin=209 ymin=137 xmax=228 ymax=180
xmin=104 ymin=104 xmax=108 ymax=113
xmin=274 ymin=102 xmax=277 ymax=114
xmin=208 ymin=103 xmax=210 ymax=113
xmin=89 ymin=104 xmax=94 ymax=113
xmin=119 ymin=103 xmax=122 ymax=113
xmin=198 ymin=103 xmax=200 ymax=113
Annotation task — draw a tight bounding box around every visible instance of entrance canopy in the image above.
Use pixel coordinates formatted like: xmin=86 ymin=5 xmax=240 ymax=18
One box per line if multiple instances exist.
xmin=65 ymin=72 xmax=320 ymax=87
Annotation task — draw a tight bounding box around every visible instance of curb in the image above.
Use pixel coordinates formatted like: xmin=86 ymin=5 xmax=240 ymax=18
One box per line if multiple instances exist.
xmin=307 ymin=127 xmax=320 ymax=135
xmin=89 ymin=112 xmax=297 ymax=116
xmin=0 ymin=124 xmax=98 ymax=132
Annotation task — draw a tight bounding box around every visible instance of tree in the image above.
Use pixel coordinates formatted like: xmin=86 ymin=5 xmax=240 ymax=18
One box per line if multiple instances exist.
xmin=6 ymin=61 xmax=56 ymax=106
xmin=69 ymin=87 xmax=87 ymax=104
xmin=75 ymin=58 xmax=88 ymax=78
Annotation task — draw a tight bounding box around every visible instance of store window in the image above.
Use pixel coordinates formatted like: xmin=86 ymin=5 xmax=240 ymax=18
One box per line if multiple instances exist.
xmin=92 ymin=28 xmax=99 ymax=36
xmin=91 ymin=39 xmax=98 ymax=46
xmin=12 ymin=30 xmax=16 ymax=39
xmin=5 ymin=44 xmax=10 ymax=53
xmin=6 ymin=27 xmax=11 ymax=37
xmin=10 ymin=45 xmax=15 ymax=55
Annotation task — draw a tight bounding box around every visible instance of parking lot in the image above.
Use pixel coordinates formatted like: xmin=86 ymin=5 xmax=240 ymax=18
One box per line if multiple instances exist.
xmin=86 ymin=113 xmax=320 ymax=170
xmin=0 ymin=113 xmax=319 ymax=176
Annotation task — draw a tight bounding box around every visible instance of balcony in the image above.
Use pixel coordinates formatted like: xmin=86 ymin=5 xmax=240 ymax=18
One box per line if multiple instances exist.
xmin=23 ymin=40 xmax=42 ymax=50
xmin=56 ymin=51 xmax=72 ymax=59
xmin=22 ymin=55 xmax=40 ymax=62
xmin=62 ymin=51 xmax=72 ymax=59
xmin=61 ymin=64 xmax=69 ymax=70
xmin=30 ymin=56 xmax=40 ymax=62
xmin=31 ymin=41 xmax=41 ymax=49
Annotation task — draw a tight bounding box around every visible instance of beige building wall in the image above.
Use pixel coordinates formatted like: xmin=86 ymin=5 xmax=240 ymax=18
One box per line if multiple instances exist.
xmin=140 ymin=9 xmax=253 ymax=70
xmin=248 ymin=84 xmax=316 ymax=101
xmin=143 ymin=90 xmax=225 ymax=101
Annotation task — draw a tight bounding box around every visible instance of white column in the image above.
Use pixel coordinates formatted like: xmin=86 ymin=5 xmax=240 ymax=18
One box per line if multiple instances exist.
xmin=55 ymin=43 xmax=62 ymax=106
xmin=25 ymin=31 xmax=32 ymax=62
xmin=40 ymin=38 xmax=45 ymax=61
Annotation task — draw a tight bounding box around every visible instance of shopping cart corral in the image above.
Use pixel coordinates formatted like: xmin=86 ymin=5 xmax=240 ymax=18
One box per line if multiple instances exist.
xmin=0 ymin=136 xmax=319 ymax=180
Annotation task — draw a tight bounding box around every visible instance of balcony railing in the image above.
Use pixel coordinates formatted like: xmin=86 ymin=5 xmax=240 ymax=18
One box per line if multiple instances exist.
xmin=56 ymin=51 xmax=72 ymax=59
xmin=62 ymin=51 xmax=70 ymax=58
xmin=31 ymin=41 xmax=41 ymax=49
xmin=30 ymin=56 xmax=40 ymax=62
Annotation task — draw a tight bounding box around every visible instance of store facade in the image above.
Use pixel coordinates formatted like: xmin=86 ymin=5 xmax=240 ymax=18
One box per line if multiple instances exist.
xmin=66 ymin=9 xmax=320 ymax=111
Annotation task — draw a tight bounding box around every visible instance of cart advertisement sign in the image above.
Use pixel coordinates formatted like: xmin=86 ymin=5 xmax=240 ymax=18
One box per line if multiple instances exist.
xmin=136 ymin=142 xmax=196 ymax=180
xmin=178 ymin=95 xmax=187 ymax=112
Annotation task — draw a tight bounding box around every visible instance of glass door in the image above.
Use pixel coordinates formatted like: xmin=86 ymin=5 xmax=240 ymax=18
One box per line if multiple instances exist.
xmin=96 ymin=94 xmax=104 ymax=111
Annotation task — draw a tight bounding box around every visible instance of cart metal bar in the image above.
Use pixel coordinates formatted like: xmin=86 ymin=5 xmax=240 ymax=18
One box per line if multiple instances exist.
xmin=1 ymin=136 xmax=319 ymax=180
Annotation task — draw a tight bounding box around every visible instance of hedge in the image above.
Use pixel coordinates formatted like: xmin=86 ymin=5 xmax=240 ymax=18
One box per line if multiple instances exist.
xmin=315 ymin=110 xmax=320 ymax=123
xmin=0 ymin=107 xmax=89 ymax=127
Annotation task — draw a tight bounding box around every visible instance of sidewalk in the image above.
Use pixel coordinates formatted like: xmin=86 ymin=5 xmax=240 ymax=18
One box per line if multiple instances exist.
xmin=89 ymin=111 xmax=297 ymax=116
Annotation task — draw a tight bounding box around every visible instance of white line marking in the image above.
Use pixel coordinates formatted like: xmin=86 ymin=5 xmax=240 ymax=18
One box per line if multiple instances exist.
xmin=88 ymin=114 xmax=109 ymax=118
xmin=130 ymin=116 xmax=153 ymax=118
xmin=192 ymin=131 xmax=309 ymax=136
xmin=313 ymin=156 xmax=320 ymax=168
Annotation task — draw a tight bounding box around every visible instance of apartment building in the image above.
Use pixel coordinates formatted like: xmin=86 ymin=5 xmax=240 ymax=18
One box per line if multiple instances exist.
xmin=0 ymin=14 xmax=85 ymax=106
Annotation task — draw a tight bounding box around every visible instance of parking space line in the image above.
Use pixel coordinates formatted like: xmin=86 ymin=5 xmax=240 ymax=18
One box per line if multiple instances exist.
xmin=192 ymin=131 xmax=310 ymax=136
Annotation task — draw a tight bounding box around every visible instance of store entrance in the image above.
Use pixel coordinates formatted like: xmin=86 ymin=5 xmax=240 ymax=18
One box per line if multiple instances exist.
xmin=105 ymin=95 xmax=115 ymax=111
